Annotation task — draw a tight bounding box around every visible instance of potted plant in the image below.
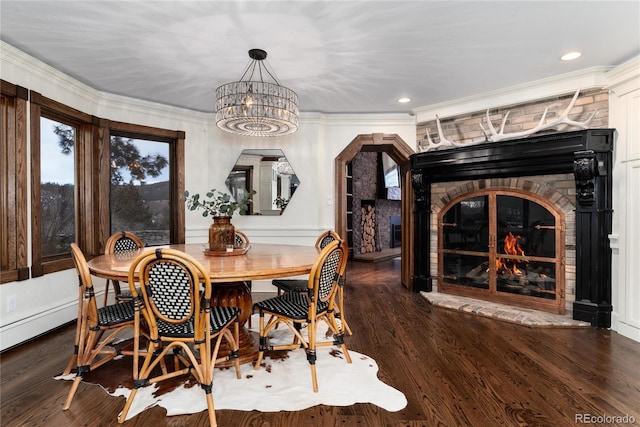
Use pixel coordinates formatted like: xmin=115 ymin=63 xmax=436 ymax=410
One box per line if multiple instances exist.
xmin=274 ymin=196 xmax=290 ymax=213
xmin=185 ymin=189 xmax=254 ymax=252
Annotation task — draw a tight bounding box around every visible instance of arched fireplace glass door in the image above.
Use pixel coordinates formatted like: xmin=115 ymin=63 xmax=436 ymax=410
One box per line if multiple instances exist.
xmin=438 ymin=190 xmax=565 ymax=314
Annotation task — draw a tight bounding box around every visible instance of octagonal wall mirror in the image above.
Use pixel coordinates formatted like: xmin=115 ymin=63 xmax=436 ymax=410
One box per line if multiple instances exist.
xmin=226 ymin=149 xmax=300 ymax=215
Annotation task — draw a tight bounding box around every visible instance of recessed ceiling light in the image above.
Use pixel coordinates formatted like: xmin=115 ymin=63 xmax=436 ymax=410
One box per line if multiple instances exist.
xmin=397 ymin=97 xmax=411 ymax=103
xmin=561 ymin=51 xmax=582 ymax=61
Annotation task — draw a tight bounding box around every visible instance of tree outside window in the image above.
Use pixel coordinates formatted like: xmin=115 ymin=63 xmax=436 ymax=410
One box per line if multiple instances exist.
xmin=109 ymin=135 xmax=170 ymax=245
xmin=52 ymin=127 xmax=171 ymax=247
xmin=41 ymin=118 xmax=76 ymax=256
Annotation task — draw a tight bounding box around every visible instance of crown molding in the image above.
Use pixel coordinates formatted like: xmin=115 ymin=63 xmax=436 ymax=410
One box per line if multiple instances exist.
xmin=1 ymin=41 xmax=211 ymax=125
xmin=413 ymin=66 xmax=612 ymax=123
xmin=1 ymin=41 xmax=102 ymax=108
xmin=605 ymin=56 xmax=640 ymax=96
xmin=97 ymin=91 xmax=212 ymax=124
xmin=302 ymin=112 xmax=415 ymax=127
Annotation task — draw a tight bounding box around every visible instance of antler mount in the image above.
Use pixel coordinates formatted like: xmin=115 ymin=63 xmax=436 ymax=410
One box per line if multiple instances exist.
xmin=419 ymin=89 xmax=597 ymax=152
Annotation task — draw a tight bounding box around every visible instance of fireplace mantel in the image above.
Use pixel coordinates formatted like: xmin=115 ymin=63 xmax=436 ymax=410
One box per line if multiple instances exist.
xmin=410 ymin=129 xmax=615 ymax=327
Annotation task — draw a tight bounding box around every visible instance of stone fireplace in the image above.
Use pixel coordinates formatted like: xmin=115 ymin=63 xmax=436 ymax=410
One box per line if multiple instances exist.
xmin=410 ymin=129 xmax=614 ymax=327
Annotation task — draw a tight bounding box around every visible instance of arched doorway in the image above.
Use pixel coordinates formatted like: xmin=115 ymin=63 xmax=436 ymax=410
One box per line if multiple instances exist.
xmin=334 ymin=133 xmax=414 ymax=289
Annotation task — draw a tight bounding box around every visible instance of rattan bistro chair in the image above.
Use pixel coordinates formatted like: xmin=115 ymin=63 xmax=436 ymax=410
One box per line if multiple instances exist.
xmin=271 ymin=230 xmax=352 ymax=335
xmin=253 ymin=239 xmax=352 ymax=392
xmin=62 ymin=243 xmax=136 ymax=411
xmin=272 ymin=230 xmax=340 ymax=294
xmin=234 ymin=229 xmax=250 ymax=250
xmin=103 ymin=231 xmax=144 ymax=306
xmin=118 ymin=248 xmax=241 ymax=426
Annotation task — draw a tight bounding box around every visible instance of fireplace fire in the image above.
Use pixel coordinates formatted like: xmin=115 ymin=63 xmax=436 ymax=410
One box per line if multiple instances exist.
xmin=438 ymin=190 xmax=564 ymax=313
xmin=496 ymin=232 xmax=533 ymax=281
xmin=411 ymin=129 xmax=614 ymax=327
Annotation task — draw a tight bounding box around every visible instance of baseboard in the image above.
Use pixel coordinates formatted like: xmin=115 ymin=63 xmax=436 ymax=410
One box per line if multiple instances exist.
xmin=0 ymin=299 xmax=77 ymax=352
xmin=611 ymin=313 xmax=640 ymax=343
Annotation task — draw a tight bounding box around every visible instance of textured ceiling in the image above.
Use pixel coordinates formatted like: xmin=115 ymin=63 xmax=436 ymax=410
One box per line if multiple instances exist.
xmin=1 ymin=1 xmax=639 ymax=114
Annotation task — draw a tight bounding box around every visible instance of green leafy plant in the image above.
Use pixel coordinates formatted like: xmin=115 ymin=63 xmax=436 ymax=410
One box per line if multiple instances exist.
xmin=185 ymin=189 xmax=254 ymax=218
xmin=274 ymin=196 xmax=290 ymax=209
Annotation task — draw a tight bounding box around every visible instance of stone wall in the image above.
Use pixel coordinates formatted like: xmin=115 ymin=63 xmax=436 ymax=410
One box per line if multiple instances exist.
xmin=352 ymin=152 xmax=401 ymax=254
xmin=416 ymin=89 xmax=609 ymax=150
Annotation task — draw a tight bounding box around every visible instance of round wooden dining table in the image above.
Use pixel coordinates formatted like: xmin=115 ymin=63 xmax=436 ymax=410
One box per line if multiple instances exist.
xmin=87 ymin=243 xmax=321 ymax=365
xmin=87 ymin=243 xmax=320 ymax=283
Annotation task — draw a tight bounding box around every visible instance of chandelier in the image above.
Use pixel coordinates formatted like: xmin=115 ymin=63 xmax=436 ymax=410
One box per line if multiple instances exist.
xmin=215 ymin=49 xmax=299 ymax=137
xmin=276 ymin=158 xmax=295 ymax=175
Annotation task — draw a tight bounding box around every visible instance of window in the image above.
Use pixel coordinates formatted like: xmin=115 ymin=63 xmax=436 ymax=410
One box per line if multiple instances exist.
xmin=107 ymin=121 xmax=185 ymax=248
xmin=0 ymin=89 xmax=188 ymax=280
xmin=30 ymin=92 xmax=93 ymax=276
xmin=109 ymin=134 xmax=170 ymax=245
xmin=0 ymin=80 xmax=28 ymax=283
xmin=26 ymin=93 xmax=186 ymax=278
xmin=40 ymin=117 xmax=76 ymax=256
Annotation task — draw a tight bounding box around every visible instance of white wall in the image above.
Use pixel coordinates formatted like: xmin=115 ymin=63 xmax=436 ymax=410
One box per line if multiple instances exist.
xmin=0 ymin=42 xmax=416 ymax=350
xmin=607 ymin=57 xmax=640 ymax=342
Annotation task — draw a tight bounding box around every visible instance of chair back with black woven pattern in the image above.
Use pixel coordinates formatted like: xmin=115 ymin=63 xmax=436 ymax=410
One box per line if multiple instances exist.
xmin=105 ymin=231 xmax=144 ymax=254
xmin=103 ymin=231 xmax=144 ymax=305
xmin=310 ymin=239 xmax=347 ymax=307
xmin=134 ymin=248 xmax=209 ymax=342
xmin=315 ymin=230 xmax=340 ymax=250
xmin=234 ymin=230 xmax=250 ymax=249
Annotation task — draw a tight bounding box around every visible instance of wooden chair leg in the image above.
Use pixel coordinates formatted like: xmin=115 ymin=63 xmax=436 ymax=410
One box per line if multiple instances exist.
xmin=62 ymin=376 xmax=82 ymax=410
xmin=253 ymin=313 xmax=265 ymax=370
xmin=64 ymin=283 xmax=84 ymax=376
xmin=341 ymin=340 xmax=352 ymax=364
xmin=62 ymin=353 xmax=77 ymax=376
xmin=104 ymin=279 xmax=125 ymax=306
xmin=338 ymin=289 xmax=353 ymax=335
xmin=338 ymin=312 xmax=352 ymax=336
xmin=103 ymin=279 xmax=111 ymax=307
xmin=118 ymin=388 xmax=138 ymax=423
xmin=308 ymin=319 xmax=318 ymax=393
xmin=329 ymin=314 xmax=352 ymax=364
xmin=205 ymin=391 xmax=217 ymax=427
xmin=63 ymin=306 xmax=82 ymax=376
xmin=232 ymin=320 xmax=241 ymax=379
xmin=310 ymin=363 xmax=318 ymax=393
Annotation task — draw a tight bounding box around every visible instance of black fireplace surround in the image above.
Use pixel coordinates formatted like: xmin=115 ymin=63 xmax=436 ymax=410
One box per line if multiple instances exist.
xmin=410 ymin=129 xmax=614 ymax=327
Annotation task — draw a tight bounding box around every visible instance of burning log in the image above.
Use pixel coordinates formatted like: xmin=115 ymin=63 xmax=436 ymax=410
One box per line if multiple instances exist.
xmin=465 ymin=262 xmax=489 ymax=282
xmin=454 ymin=231 xmax=556 ymax=295
xmin=496 ymin=232 xmax=527 ymax=276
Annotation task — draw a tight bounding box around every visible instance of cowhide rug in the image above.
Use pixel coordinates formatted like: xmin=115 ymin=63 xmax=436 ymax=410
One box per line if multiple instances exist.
xmin=56 ymin=314 xmax=407 ymax=421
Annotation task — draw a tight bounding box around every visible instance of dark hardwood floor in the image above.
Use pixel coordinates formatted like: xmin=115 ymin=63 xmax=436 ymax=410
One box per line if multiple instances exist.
xmin=2 ymin=258 xmax=639 ymax=427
